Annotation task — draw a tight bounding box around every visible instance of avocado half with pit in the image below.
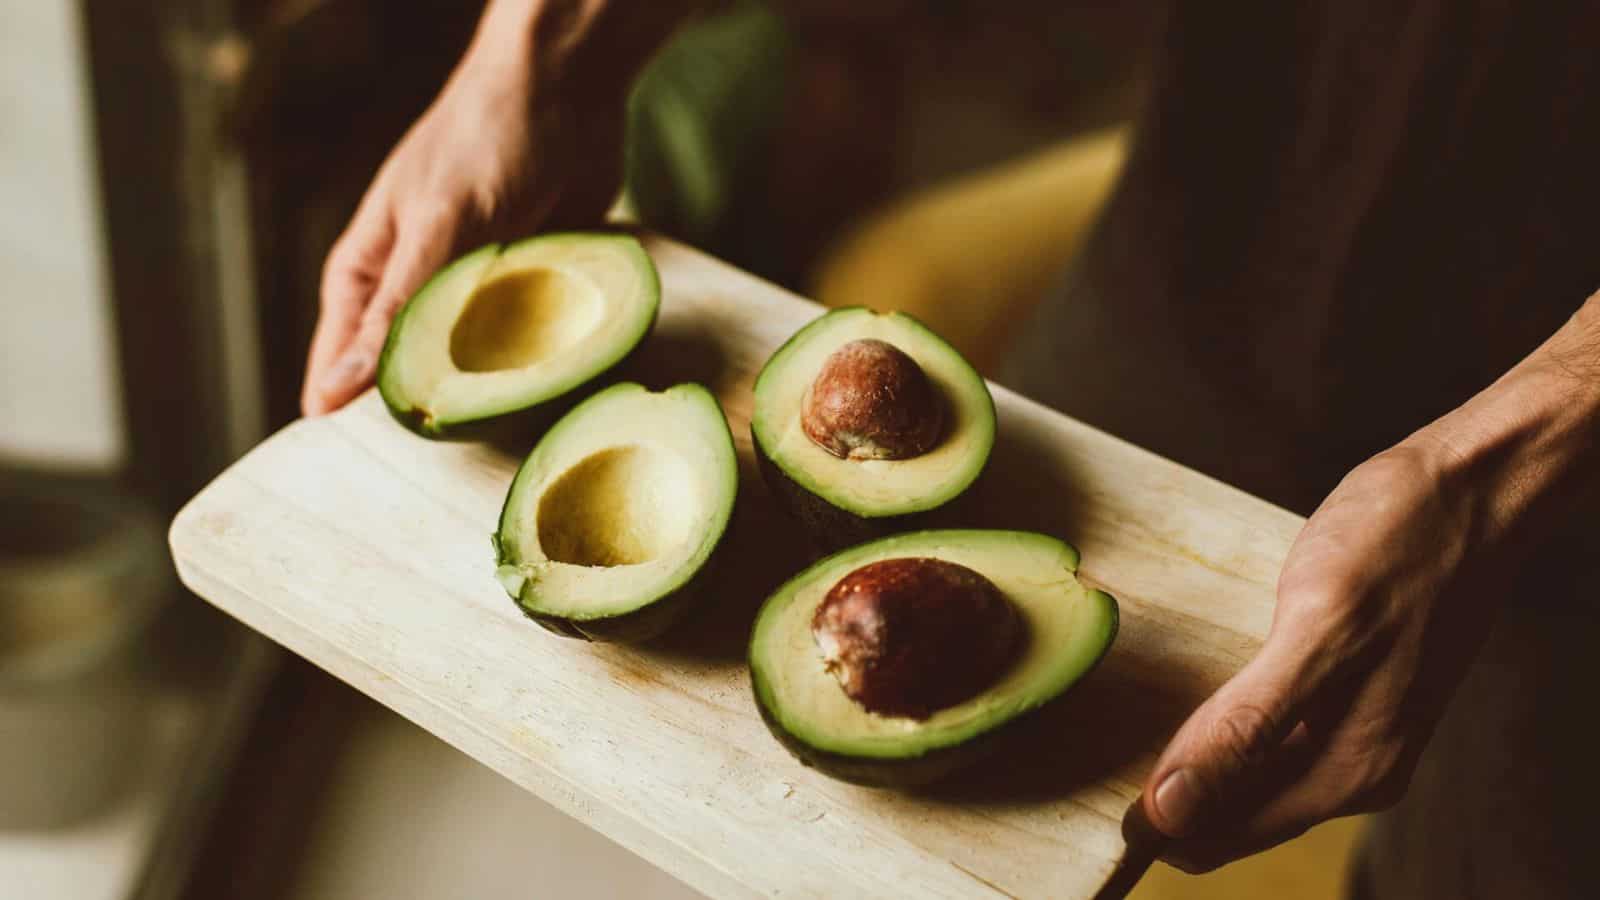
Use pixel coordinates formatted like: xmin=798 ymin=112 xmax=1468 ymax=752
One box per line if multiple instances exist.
xmin=493 ymin=382 xmax=737 ymax=642
xmin=751 ymin=308 xmax=995 ymax=550
xmin=749 ymin=529 xmax=1117 ymax=787
xmin=377 ymin=232 xmax=659 ymax=438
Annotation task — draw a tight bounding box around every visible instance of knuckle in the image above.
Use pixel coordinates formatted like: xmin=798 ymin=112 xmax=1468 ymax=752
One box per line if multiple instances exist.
xmin=1210 ymin=704 xmax=1279 ymax=770
xmin=321 ymin=239 xmax=379 ymax=306
xmin=363 ymin=286 xmax=411 ymax=324
xmin=1280 ymin=577 xmax=1374 ymax=648
xmin=1366 ymin=445 xmax=1432 ymax=482
xmin=327 ymin=223 xmax=379 ymax=270
xmin=1285 ymin=581 xmax=1352 ymax=622
xmin=320 ymin=247 xmax=359 ymax=299
xmin=1361 ymin=445 xmax=1458 ymax=512
xmin=469 ymin=184 xmax=505 ymax=222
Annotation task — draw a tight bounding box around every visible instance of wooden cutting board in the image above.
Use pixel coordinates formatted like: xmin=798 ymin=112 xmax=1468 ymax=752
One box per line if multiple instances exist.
xmin=169 ymin=235 xmax=1303 ymax=899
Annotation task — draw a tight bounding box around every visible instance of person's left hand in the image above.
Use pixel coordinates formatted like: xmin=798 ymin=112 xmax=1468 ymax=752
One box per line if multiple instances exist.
xmin=1117 ymin=296 xmax=1600 ymax=875
xmin=1130 ymin=430 xmax=1510 ymax=872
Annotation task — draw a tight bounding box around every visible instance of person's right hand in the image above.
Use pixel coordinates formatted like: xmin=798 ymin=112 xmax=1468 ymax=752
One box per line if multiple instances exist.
xmin=301 ymin=40 xmax=625 ymax=416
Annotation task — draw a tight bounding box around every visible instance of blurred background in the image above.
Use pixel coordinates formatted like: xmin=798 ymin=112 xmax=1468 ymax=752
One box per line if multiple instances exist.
xmin=1 ymin=2 xmax=1356 ymax=898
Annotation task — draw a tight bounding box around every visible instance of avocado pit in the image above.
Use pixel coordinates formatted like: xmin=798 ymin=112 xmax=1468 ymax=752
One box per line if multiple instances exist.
xmin=801 ymin=339 xmax=944 ymax=460
xmin=811 ymin=557 xmax=1024 ymax=719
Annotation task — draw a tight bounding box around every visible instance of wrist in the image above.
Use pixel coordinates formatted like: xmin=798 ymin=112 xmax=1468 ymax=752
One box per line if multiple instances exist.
xmin=1526 ymin=289 xmax=1600 ymax=416
xmin=1410 ymin=331 xmax=1600 ymax=550
xmin=466 ymin=0 xmax=703 ymax=98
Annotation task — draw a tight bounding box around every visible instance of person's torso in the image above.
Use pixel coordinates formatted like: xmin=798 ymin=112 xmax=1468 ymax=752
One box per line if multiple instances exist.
xmin=1000 ymin=7 xmax=1600 ymax=897
xmin=1006 ymin=0 xmax=1600 ymax=513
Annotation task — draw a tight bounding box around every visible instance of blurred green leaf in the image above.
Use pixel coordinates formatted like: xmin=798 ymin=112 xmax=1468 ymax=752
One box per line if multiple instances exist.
xmin=624 ymin=3 xmax=789 ymax=241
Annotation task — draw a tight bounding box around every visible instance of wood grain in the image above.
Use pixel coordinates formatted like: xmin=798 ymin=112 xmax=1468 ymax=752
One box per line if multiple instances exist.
xmin=170 ymin=235 xmax=1304 ymax=899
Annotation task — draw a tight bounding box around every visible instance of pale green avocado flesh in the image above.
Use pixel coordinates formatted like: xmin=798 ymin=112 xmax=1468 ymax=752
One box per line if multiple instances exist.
xmin=751 ymin=308 xmax=995 ymax=534
xmin=377 ymin=232 xmax=659 ymax=437
xmin=494 ymin=382 xmax=737 ymax=642
xmin=750 ymin=529 xmax=1117 ymax=784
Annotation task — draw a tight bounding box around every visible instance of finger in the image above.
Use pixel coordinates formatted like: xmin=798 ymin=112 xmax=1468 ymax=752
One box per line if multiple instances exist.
xmin=1140 ymin=639 xmax=1324 ymax=840
xmin=1157 ymin=683 xmax=1416 ymax=872
xmin=1162 ymin=820 xmax=1315 ymax=874
xmin=1163 ymin=766 xmax=1368 ymax=873
xmin=303 ymin=207 xmax=396 ymax=416
xmin=1120 ymin=718 xmax=1316 ymax=873
xmin=314 ymin=208 xmax=461 ymax=411
xmin=1157 ymin=745 xmax=1371 ymax=873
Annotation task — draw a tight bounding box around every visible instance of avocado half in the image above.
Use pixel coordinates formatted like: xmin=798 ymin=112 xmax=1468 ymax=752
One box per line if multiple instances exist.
xmin=749 ymin=529 xmax=1118 ymax=787
xmin=751 ymin=308 xmax=996 ymax=551
xmin=493 ymin=382 xmax=737 ymax=642
xmin=377 ymin=232 xmax=659 ymax=438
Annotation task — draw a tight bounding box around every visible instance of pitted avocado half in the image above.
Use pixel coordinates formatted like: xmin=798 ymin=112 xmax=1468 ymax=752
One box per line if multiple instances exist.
xmin=494 ymin=382 xmax=737 ymax=642
xmin=378 ymin=233 xmax=658 ymax=438
xmin=750 ymin=529 xmax=1117 ymax=787
xmin=751 ymin=308 xmax=995 ymax=550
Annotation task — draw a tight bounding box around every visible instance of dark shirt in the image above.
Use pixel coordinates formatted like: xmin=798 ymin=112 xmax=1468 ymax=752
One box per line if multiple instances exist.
xmin=1002 ymin=6 xmax=1600 ymax=896
xmin=1008 ymin=0 xmax=1600 ymax=514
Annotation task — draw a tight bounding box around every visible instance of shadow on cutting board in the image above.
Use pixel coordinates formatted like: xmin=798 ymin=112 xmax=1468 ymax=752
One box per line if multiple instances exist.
xmin=911 ymin=422 xmax=1213 ymax=804
xmin=473 ymin=323 xmax=734 ymax=462
xmin=945 ymin=415 xmax=1098 ymax=543
xmin=909 ymin=638 xmax=1195 ymax=807
xmin=618 ymin=326 xmax=733 ymax=396
xmin=641 ymin=450 xmax=813 ymax=665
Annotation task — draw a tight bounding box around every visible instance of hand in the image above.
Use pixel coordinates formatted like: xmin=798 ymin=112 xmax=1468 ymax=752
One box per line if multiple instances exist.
xmin=1128 ymin=311 xmax=1600 ymax=871
xmin=1131 ymin=432 xmax=1517 ymax=872
xmin=301 ymin=8 xmax=634 ymax=416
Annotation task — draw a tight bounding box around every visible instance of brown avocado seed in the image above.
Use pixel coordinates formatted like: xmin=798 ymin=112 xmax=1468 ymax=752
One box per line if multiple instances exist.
xmin=801 ymin=339 xmax=944 ymax=460
xmin=811 ymin=557 xmax=1025 ymax=720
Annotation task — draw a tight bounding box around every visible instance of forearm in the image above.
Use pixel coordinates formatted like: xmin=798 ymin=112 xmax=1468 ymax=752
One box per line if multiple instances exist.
xmin=461 ymin=0 xmax=708 ymax=94
xmin=1413 ymin=290 xmax=1600 ymax=553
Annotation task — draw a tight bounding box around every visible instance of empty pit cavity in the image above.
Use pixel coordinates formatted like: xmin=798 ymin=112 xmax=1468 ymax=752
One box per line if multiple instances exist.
xmin=537 ymin=445 xmax=702 ymax=567
xmin=449 ymin=267 xmax=604 ymax=372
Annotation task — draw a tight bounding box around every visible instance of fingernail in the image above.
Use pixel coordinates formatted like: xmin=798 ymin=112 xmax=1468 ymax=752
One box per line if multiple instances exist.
xmin=1154 ymin=768 xmax=1202 ymax=835
xmin=319 ymin=352 xmax=371 ymax=394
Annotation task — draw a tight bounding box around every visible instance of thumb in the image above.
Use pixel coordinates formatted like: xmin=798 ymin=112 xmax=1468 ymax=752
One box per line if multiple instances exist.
xmin=304 ymin=212 xmax=394 ymax=416
xmin=1140 ymin=642 xmax=1315 ymax=838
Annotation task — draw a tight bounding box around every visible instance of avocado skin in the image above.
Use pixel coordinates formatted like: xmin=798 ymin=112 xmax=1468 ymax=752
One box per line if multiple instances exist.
xmin=751 ymin=680 xmax=997 ymax=787
xmin=384 ymin=392 xmax=564 ymax=443
xmin=751 ymin=425 xmax=986 ymax=555
xmin=749 ymin=307 xmax=996 ymax=554
xmin=752 ymin=587 xmax=1119 ymax=788
xmin=489 ymin=381 xmax=734 ymax=644
xmin=381 ymin=322 xmax=654 ymax=443
xmin=510 ymin=559 xmax=719 ymax=643
xmin=374 ymin=231 xmax=660 ymax=442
